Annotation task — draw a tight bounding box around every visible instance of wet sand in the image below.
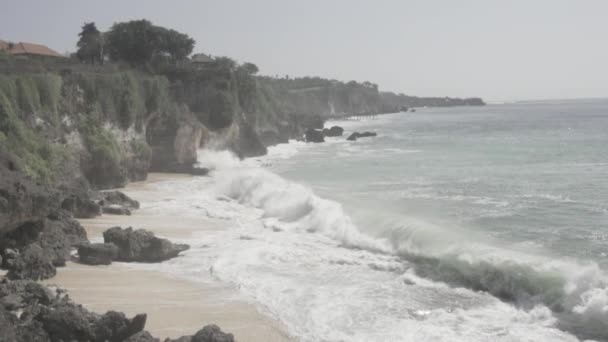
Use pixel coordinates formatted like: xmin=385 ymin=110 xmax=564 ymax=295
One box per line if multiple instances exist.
xmin=47 ymin=173 xmax=295 ymax=342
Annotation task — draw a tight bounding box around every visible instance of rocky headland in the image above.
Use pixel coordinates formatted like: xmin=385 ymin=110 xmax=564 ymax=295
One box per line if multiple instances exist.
xmin=0 ymin=18 xmax=484 ymax=341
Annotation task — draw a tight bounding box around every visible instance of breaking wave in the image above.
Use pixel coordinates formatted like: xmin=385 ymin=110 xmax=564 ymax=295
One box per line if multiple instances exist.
xmin=197 ymin=148 xmax=608 ymax=341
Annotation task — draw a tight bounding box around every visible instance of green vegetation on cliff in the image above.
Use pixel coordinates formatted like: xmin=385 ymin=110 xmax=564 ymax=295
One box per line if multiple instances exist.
xmin=0 ymin=18 xmax=485 ymax=190
xmin=0 ymin=74 xmax=66 ymax=184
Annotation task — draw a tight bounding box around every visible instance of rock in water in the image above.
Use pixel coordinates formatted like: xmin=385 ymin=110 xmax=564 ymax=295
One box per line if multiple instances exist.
xmin=99 ymin=191 xmax=140 ymax=210
xmin=97 ymin=191 xmax=140 ymax=216
xmin=305 ymin=129 xmax=325 ymax=143
xmin=346 ymin=131 xmax=377 ymax=141
xmin=103 ymin=227 xmax=189 ymax=262
xmin=323 ymin=126 xmax=344 ymax=137
xmin=78 ymin=243 xmax=119 ymax=265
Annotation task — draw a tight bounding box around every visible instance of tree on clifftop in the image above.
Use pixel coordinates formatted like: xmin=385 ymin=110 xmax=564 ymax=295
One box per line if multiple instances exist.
xmin=76 ymin=22 xmax=103 ymax=64
xmin=104 ymin=19 xmax=194 ymax=65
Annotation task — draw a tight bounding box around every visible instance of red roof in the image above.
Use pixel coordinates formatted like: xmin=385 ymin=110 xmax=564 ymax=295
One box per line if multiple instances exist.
xmin=0 ymin=40 xmax=62 ymax=57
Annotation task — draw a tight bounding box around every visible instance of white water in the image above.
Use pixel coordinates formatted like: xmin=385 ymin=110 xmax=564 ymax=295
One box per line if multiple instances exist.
xmin=129 ymin=103 xmax=608 ymax=341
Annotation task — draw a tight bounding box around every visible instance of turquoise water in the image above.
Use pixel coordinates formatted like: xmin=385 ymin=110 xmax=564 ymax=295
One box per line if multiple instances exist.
xmin=155 ymin=101 xmax=608 ymax=341
xmin=279 ymin=102 xmax=608 ymax=265
xmin=265 ymin=101 xmax=608 ymax=340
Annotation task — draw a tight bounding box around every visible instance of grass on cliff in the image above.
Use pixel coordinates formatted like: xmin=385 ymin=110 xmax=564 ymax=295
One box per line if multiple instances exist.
xmin=0 ymin=74 xmax=68 ymax=185
xmin=74 ymin=71 xmax=172 ymax=130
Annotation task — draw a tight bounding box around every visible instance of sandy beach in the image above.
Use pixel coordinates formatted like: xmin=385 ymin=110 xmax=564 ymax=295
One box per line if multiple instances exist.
xmin=46 ymin=173 xmax=295 ymax=342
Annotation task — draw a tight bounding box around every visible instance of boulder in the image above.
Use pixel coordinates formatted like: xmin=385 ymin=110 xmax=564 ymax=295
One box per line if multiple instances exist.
xmin=61 ymin=195 xmax=101 ymax=219
xmin=192 ymin=325 xmax=235 ymax=342
xmin=93 ymin=311 xmax=147 ymax=342
xmin=305 ymin=129 xmax=325 ymax=143
xmin=164 ymin=325 xmax=235 ymax=342
xmin=38 ymin=302 xmax=95 ymax=342
xmin=127 ymin=331 xmax=161 ymax=342
xmin=103 ymin=227 xmax=190 ymax=262
xmin=78 ymin=243 xmax=119 ymax=265
xmin=45 ymin=211 xmax=88 ymax=247
xmin=40 ymin=211 xmax=88 ymax=266
xmin=99 ymin=191 xmax=140 ymax=210
xmin=1 ymin=211 xmax=87 ymax=272
xmin=346 ymin=131 xmax=377 ymax=141
xmin=0 ymin=280 xmax=55 ymax=310
xmin=102 ymin=205 xmax=132 ymax=216
xmin=1 ymin=279 xmax=152 ymax=342
xmin=322 ymin=126 xmax=344 ymax=137
xmin=7 ymin=244 xmax=56 ymax=281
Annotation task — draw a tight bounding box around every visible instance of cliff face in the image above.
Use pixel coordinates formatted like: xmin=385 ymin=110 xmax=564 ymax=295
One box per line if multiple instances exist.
xmin=0 ymin=62 xmax=486 ymax=236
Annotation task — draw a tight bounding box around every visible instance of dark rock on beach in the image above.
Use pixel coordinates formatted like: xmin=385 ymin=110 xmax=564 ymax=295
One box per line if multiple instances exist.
xmin=6 ymin=244 xmax=56 ymax=280
xmin=97 ymin=190 xmax=140 ymax=216
xmin=323 ymin=126 xmax=344 ymax=137
xmin=0 ymin=279 xmax=153 ymax=342
xmin=103 ymin=227 xmax=189 ymax=263
xmin=99 ymin=191 xmax=140 ymax=210
xmin=347 ymin=131 xmax=377 ymax=141
xmin=164 ymin=324 xmax=235 ymax=342
xmin=60 ymin=192 xmax=101 ymax=219
xmin=0 ymin=279 xmax=237 ymax=342
xmin=128 ymin=331 xmax=161 ymax=342
xmin=1 ymin=210 xmax=87 ymax=280
xmin=38 ymin=302 xmax=97 ymax=341
xmin=93 ymin=311 xmax=148 ymax=342
xmin=305 ymin=129 xmax=325 ymax=143
xmin=78 ymin=243 xmax=119 ymax=265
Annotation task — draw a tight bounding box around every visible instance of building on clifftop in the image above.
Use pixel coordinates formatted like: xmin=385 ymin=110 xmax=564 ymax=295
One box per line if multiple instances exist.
xmin=0 ymin=39 xmax=63 ymax=59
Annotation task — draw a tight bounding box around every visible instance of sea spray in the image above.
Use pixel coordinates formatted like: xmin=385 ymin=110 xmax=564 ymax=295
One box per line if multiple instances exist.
xmin=196 ymin=143 xmax=608 ymax=341
xmin=197 ymin=149 xmax=391 ymax=253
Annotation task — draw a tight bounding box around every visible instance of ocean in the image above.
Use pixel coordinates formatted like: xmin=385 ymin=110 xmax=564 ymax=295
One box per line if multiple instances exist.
xmin=132 ymin=101 xmax=608 ymax=341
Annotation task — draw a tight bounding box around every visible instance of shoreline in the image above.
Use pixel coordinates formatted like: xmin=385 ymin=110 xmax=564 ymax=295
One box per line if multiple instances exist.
xmin=47 ymin=173 xmax=296 ymax=342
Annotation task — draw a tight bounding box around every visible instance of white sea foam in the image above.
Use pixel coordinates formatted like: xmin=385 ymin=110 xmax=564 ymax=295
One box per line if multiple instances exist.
xmin=125 ymin=146 xmax=608 ymax=341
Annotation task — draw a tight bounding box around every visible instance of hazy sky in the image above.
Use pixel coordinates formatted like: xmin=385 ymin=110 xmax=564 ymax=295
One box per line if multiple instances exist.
xmin=1 ymin=0 xmax=607 ymax=102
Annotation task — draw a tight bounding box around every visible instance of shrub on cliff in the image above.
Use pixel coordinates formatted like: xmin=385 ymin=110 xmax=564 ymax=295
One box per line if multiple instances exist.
xmin=0 ymin=76 xmax=66 ymax=185
xmin=78 ymin=109 xmax=126 ymax=188
xmin=72 ymin=71 xmax=171 ymax=131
